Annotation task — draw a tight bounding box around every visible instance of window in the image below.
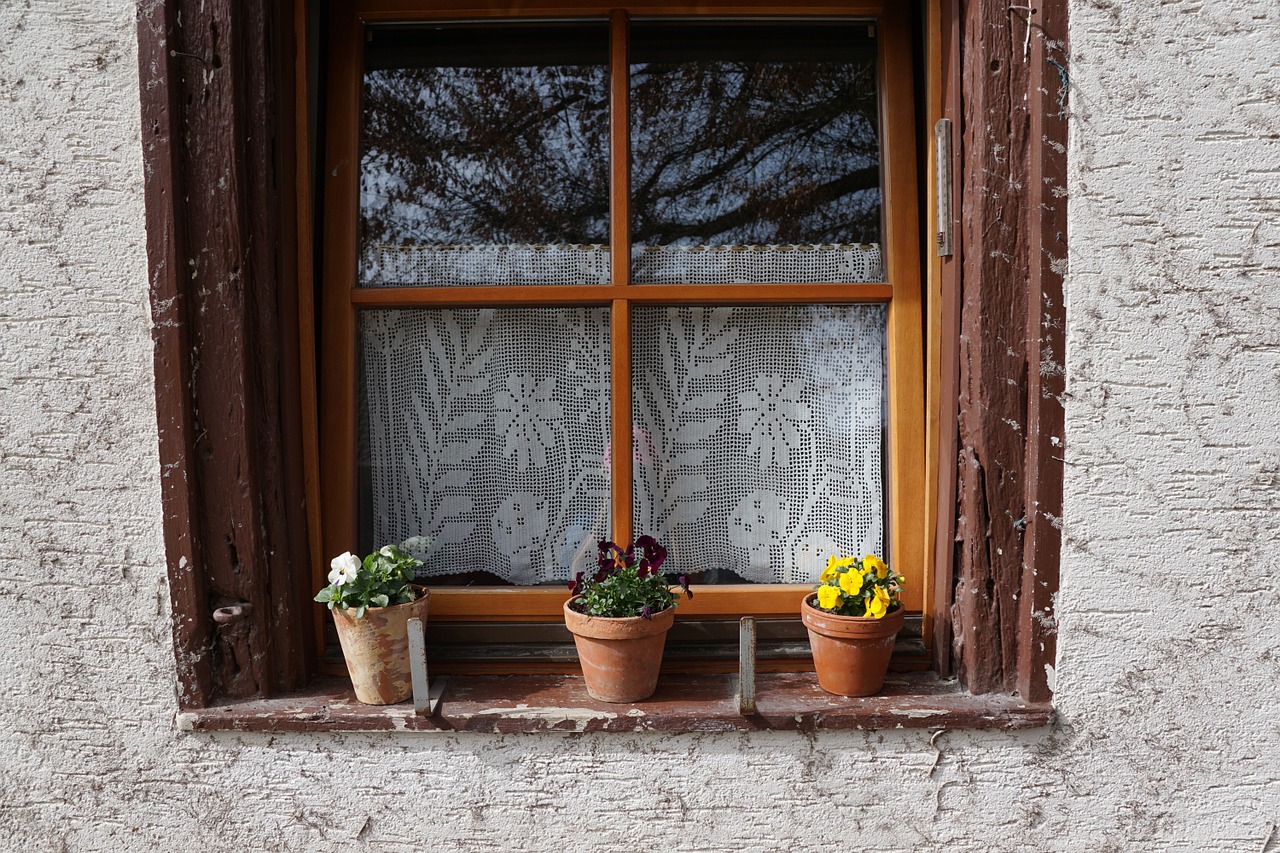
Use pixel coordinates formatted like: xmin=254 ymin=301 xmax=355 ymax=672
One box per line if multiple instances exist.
xmin=316 ymin=1 xmax=924 ymax=668
xmin=141 ymin=0 xmax=1064 ymax=710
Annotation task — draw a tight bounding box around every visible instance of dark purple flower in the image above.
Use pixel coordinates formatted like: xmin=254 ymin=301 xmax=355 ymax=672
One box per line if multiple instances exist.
xmin=640 ymin=605 xmax=653 ymax=620
xmin=634 ymin=535 xmax=667 ymax=572
xmin=568 ymin=571 xmax=585 ymax=594
xmin=678 ymin=574 xmax=693 ymax=600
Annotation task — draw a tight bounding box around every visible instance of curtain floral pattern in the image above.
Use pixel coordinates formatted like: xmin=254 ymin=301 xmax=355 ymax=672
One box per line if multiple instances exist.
xmin=632 ymin=305 xmax=886 ymax=583
xmin=361 ymin=308 xmax=611 ymax=583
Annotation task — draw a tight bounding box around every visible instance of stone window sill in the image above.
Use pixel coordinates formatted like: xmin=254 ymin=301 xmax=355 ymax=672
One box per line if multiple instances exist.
xmin=176 ymin=672 xmax=1053 ymax=734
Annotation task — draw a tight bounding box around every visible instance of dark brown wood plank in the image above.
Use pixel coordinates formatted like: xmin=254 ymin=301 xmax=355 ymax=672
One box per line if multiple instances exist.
xmin=137 ymin=0 xmax=312 ymax=702
xmin=953 ymin=0 xmax=1032 ymax=694
xmin=136 ymin=0 xmax=214 ymax=711
xmin=949 ymin=0 xmax=1066 ymax=698
xmin=179 ymin=672 xmax=1053 ymax=733
xmin=1017 ymin=0 xmax=1067 ymax=703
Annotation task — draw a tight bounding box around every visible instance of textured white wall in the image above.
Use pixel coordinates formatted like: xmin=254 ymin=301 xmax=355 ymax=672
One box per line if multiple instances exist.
xmin=0 ymin=0 xmax=1277 ymax=850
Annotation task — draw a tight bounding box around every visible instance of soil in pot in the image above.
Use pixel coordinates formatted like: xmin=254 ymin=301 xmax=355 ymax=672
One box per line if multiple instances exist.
xmin=801 ymin=593 xmax=905 ymax=697
xmin=563 ymin=598 xmax=675 ymax=703
xmin=332 ymin=586 xmax=430 ymax=705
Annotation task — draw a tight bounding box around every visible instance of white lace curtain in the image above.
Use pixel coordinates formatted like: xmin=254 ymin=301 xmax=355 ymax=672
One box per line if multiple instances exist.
xmin=632 ymin=305 xmax=885 ymax=583
xmin=363 ymin=242 xmax=883 ymax=287
xmin=359 ymin=245 xmax=886 ymax=585
xmin=361 ymin=308 xmax=611 ymax=584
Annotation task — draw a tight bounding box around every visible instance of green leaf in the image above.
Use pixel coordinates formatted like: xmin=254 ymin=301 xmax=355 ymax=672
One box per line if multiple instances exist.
xmin=370 ymin=594 xmax=390 ymax=608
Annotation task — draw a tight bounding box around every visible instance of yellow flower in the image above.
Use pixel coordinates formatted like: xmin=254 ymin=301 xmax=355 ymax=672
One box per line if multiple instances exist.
xmin=839 ymin=569 xmax=863 ymax=596
xmin=816 ymin=585 xmax=842 ymax=610
xmin=864 ymin=554 xmax=888 ymax=579
xmin=821 ymin=555 xmax=856 ymax=582
xmin=866 ymin=586 xmax=892 ymax=619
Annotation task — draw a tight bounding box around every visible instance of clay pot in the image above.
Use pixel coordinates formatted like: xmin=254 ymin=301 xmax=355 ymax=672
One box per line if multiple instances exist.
xmin=563 ymin=598 xmax=675 ymax=703
xmin=331 ymin=586 xmax=430 ymax=705
xmin=801 ymin=593 xmax=905 ymax=697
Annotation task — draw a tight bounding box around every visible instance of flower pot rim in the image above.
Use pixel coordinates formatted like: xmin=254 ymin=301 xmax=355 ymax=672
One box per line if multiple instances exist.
xmin=563 ymin=596 xmax=676 ymax=640
xmin=801 ymin=592 xmax=905 ymax=639
xmin=331 ymin=584 xmax=430 ymax=622
xmin=564 ymin=594 xmax=674 ymax=621
xmin=801 ymin=592 xmax=903 ymax=620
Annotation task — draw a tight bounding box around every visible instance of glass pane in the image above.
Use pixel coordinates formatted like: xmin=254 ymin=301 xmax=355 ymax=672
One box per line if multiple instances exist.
xmin=360 ymin=24 xmax=610 ymax=287
xmin=630 ymin=23 xmax=882 ymax=284
xmin=632 ymin=305 xmax=886 ymax=583
xmin=359 ymin=308 xmax=611 ymax=585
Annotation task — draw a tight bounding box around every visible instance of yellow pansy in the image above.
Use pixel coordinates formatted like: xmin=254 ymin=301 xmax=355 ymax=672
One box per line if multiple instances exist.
xmin=839 ymin=569 xmax=864 ymax=596
xmin=816 ymin=584 xmax=842 ymax=610
xmin=866 ymin=586 xmax=892 ymax=619
xmin=864 ymin=554 xmax=888 ymax=579
xmin=821 ymin=555 xmax=855 ymax=582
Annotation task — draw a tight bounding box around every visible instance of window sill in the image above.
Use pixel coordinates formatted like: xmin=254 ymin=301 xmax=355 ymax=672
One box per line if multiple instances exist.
xmin=176 ymin=672 xmax=1053 ymax=734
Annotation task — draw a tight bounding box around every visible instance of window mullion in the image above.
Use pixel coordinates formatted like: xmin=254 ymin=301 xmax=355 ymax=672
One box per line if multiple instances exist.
xmin=609 ymin=10 xmax=633 ymax=543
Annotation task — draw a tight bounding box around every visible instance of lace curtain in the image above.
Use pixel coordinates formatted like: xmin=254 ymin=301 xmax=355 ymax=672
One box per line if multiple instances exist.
xmin=361 ymin=308 xmax=611 ymax=583
xmin=359 ymin=247 xmax=886 ymax=585
xmin=632 ymin=305 xmax=886 ymax=583
xmin=362 ymin=243 xmax=882 ymax=287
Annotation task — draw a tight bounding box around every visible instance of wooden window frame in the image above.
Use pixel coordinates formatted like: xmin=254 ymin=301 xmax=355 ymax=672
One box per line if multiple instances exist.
xmin=316 ymin=0 xmax=926 ymax=644
xmin=137 ymin=0 xmax=1064 ymax=709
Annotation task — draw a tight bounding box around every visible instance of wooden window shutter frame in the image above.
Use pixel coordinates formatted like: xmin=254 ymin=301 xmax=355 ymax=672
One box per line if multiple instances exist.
xmin=136 ymin=0 xmax=1066 ymax=708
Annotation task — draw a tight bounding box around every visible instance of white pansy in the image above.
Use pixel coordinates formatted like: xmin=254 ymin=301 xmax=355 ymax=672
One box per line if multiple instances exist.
xmin=328 ymin=551 xmax=361 ymax=586
xmin=379 ymin=545 xmax=397 ymax=559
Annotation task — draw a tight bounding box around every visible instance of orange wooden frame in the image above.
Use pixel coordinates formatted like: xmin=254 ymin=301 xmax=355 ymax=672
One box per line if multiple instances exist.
xmin=315 ymin=1 xmax=923 ymax=632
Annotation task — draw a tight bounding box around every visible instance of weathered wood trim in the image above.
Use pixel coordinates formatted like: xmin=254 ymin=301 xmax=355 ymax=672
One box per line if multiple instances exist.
xmin=949 ymin=0 xmax=1066 ymax=696
xmin=930 ymin=0 xmax=963 ymax=679
xmin=137 ymin=0 xmax=215 ymax=710
xmin=1017 ymin=0 xmax=1067 ymax=703
xmin=178 ymin=672 xmax=1053 ymax=734
xmin=136 ymin=0 xmax=312 ymax=705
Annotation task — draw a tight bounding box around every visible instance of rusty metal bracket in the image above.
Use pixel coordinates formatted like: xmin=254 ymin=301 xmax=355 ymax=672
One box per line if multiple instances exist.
xmin=407 ymin=617 xmax=444 ymax=716
xmin=736 ymin=617 xmax=757 ymax=715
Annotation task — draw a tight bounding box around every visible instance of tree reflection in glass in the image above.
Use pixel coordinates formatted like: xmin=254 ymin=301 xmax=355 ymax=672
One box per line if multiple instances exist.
xmin=359 ymin=25 xmax=610 ymax=286
xmin=630 ymin=23 xmax=882 ymax=284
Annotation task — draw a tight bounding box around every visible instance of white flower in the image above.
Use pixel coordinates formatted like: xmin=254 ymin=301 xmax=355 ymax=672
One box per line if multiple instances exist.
xmin=379 ymin=545 xmax=396 ymax=559
xmin=328 ymin=552 xmax=361 ymax=586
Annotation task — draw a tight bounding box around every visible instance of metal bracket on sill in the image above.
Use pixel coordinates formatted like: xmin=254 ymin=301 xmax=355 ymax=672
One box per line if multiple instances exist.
xmin=736 ymin=617 xmax=757 ymax=716
xmin=408 ymin=617 xmax=445 ymax=716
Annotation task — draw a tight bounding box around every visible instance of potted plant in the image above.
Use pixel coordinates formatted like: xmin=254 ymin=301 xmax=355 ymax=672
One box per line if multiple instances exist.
xmin=801 ymin=553 xmax=906 ymax=697
xmin=314 ymin=544 xmax=429 ymax=705
xmin=563 ymin=536 xmax=692 ymax=703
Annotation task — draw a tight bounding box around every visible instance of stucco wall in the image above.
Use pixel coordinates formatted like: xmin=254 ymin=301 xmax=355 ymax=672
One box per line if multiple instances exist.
xmin=0 ymin=0 xmax=1277 ymax=850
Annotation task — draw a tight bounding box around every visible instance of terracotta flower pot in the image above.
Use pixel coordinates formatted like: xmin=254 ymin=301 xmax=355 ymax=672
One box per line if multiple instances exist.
xmin=801 ymin=593 xmax=905 ymax=697
xmin=563 ymin=598 xmax=675 ymax=703
xmin=332 ymin=586 xmax=430 ymax=705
